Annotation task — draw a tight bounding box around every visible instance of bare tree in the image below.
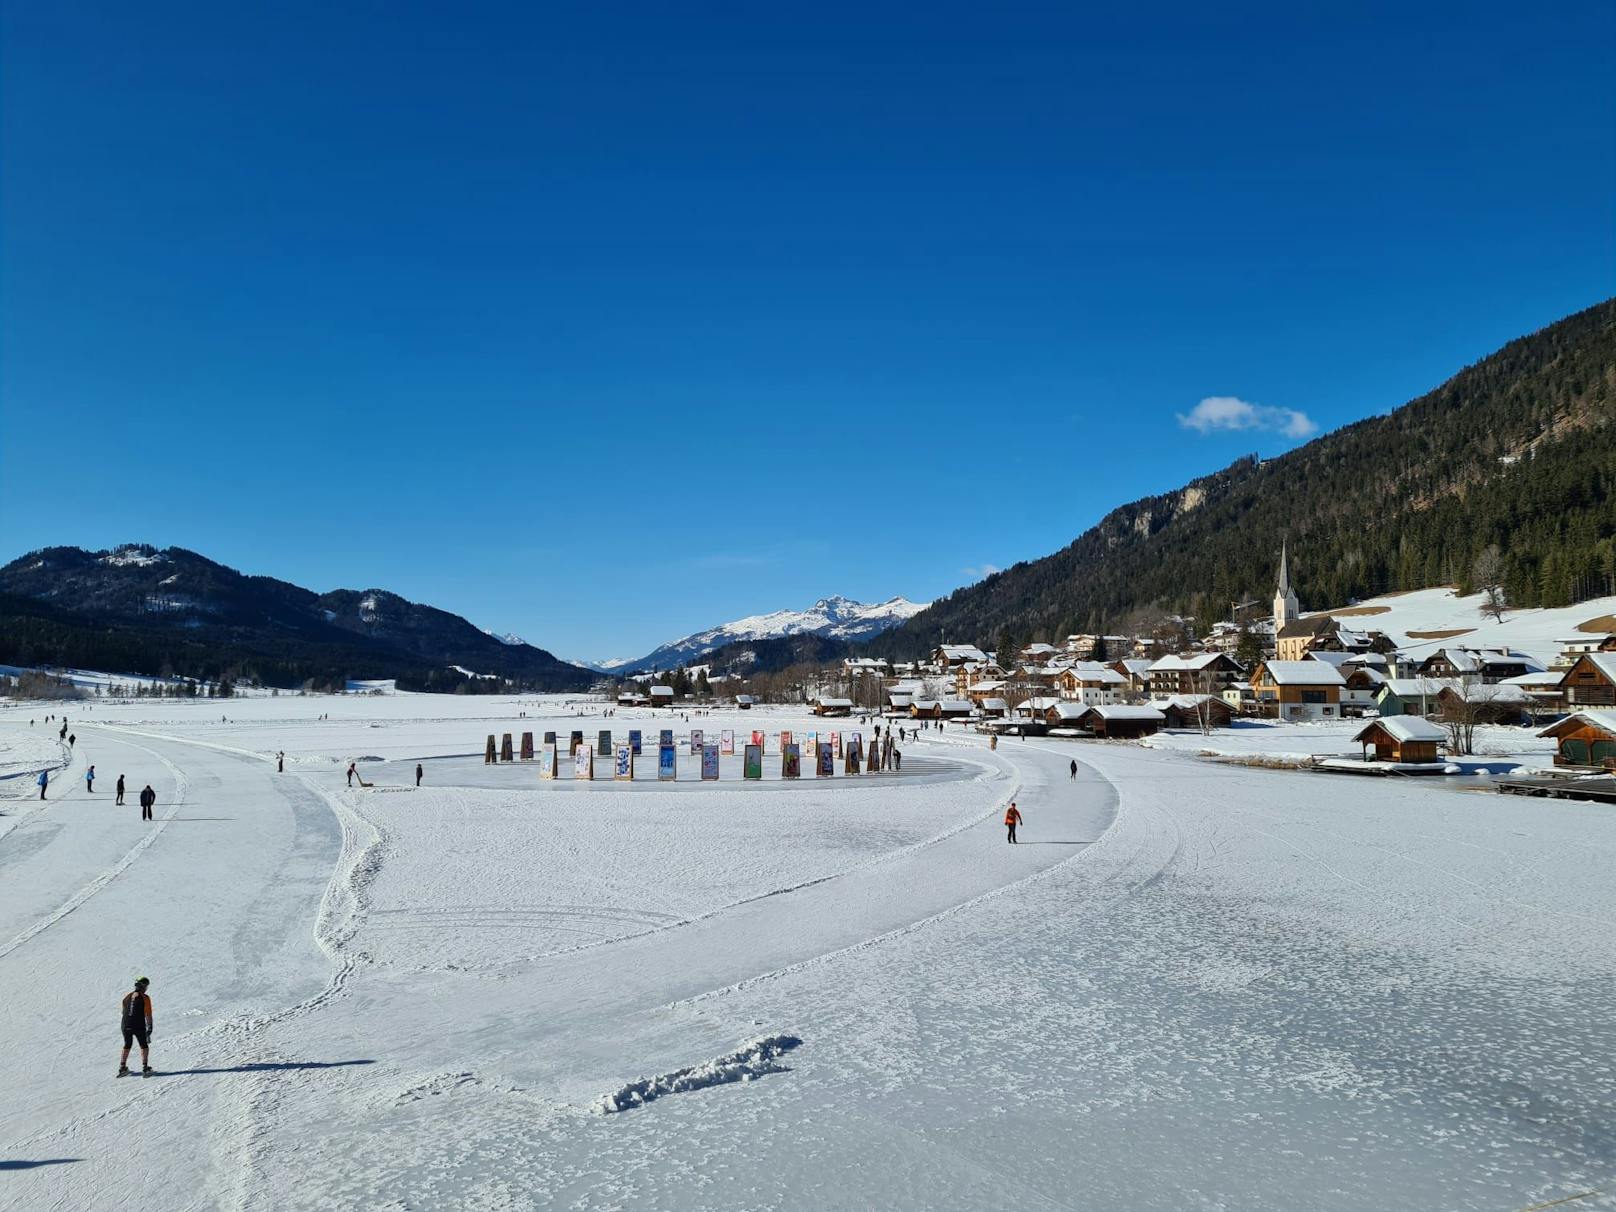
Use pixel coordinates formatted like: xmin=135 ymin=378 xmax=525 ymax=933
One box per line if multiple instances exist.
xmin=1472 ymin=545 xmax=1508 ymax=622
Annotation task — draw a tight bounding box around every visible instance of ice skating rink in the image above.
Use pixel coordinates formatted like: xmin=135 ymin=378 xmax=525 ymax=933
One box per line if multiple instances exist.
xmin=1 ymin=693 xmax=1612 ymax=1210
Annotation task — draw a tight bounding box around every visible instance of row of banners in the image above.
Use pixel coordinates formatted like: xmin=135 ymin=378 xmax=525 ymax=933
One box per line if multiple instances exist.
xmin=536 ymin=731 xmax=872 ymax=781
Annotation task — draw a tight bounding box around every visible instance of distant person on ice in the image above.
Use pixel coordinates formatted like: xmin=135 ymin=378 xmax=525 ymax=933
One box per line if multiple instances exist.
xmin=85 ymin=765 xmax=96 ymax=793
xmin=139 ymin=784 xmax=156 ymax=821
xmin=277 ymin=751 xmax=285 ymax=773
xmin=37 ymin=770 xmax=48 ymax=800
xmin=346 ymin=762 xmax=356 ymax=787
xmin=415 ymin=763 xmax=423 ymax=787
xmin=116 ymin=774 xmax=126 ymax=805
xmin=117 ymin=976 xmax=154 ymax=1077
xmin=1004 ymin=801 xmax=1022 ymax=844
xmin=1070 ymin=759 xmax=1078 ymax=780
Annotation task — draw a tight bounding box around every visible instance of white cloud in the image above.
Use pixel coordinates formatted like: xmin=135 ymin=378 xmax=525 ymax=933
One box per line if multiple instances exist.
xmin=962 ymin=564 xmax=1001 ymax=581
xmin=1177 ymin=396 xmax=1317 ymax=440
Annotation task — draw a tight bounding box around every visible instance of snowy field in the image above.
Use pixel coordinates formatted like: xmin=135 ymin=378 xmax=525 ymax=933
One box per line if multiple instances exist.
xmin=1305 ymin=585 xmax=1616 ymax=666
xmin=1144 ymin=718 xmax=1557 ymax=773
xmin=1 ymin=692 xmax=1614 ymax=1210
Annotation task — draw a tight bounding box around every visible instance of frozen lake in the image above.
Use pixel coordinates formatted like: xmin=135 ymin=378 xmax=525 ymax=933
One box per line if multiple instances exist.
xmin=1 ymin=693 xmax=1612 ymax=1210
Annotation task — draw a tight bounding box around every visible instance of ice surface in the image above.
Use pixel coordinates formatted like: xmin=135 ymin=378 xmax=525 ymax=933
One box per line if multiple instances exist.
xmin=1 ymin=692 xmax=1612 ymax=1210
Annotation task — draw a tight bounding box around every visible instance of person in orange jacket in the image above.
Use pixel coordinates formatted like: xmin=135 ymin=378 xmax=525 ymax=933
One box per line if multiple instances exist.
xmin=1004 ymin=801 xmax=1022 ymax=844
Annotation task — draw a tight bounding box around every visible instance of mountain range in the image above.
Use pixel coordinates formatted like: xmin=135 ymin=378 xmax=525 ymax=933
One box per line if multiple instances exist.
xmin=588 ymin=596 xmax=927 ymax=673
xmin=875 ymin=297 xmax=1616 ymax=657
xmin=0 ymin=546 xmax=596 ymax=693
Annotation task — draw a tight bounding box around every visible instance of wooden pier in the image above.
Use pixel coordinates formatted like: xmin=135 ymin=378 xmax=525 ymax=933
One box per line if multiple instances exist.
xmin=1496 ymin=773 xmax=1616 ymax=804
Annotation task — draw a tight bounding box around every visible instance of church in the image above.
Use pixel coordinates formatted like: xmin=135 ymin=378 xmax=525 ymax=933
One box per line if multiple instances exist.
xmin=1271 ymin=543 xmax=1393 ymax=661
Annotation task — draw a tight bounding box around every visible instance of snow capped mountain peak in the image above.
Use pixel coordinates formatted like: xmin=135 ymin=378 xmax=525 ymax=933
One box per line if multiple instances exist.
xmin=481 ymin=627 xmax=529 ymax=647
xmin=619 ymin=595 xmax=928 ymax=672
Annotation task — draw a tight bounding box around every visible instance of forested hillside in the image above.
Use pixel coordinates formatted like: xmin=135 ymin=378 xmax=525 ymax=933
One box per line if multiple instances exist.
xmin=878 ymin=298 xmax=1616 ymax=658
xmin=0 ymin=546 xmax=596 ymax=692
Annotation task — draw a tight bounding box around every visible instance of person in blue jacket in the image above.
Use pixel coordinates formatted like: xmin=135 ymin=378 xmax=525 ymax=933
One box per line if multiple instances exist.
xmin=37 ymin=770 xmax=48 ymax=800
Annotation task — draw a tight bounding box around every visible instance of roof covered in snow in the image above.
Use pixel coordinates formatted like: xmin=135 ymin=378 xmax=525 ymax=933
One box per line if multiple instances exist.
xmin=1353 ymin=716 xmax=1447 ymax=744
xmin=1258 ymin=660 xmax=1346 ymax=686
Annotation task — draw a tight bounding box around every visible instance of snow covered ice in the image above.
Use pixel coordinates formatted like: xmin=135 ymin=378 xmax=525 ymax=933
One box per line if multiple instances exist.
xmin=1 ymin=693 xmax=1613 ymax=1210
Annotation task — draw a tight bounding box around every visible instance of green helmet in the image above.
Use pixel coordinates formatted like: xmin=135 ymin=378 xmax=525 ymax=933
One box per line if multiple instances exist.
xmin=134 ymin=976 xmax=149 ymax=987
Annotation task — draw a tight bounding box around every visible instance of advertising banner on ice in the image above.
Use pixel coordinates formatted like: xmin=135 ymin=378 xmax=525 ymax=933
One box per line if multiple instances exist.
xmin=744 ymin=745 xmax=764 ymax=779
xmin=570 ymin=731 xmax=584 ymax=756
xmin=832 ymin=732 xmax=842 ymax=758
xmin=614 ymin=745 xmax=633 ymax=780
xmin=659 ymin=729 xmax=673 ymax=749
xmin=780 ymin=731 xmax=792 ymax=753
xmin=782 ymin=744 xmax=801 ymax=779
xmin=806 ymin=731 xmax=817 ymax=755
xmin=574 ymin=745 xmax=594 ymax=780
xmin=657 ymin=745 xmax=677 ymax=781
xmin=720 ymin=729 xmax=735 ymax=756
xmin=629 ymin=729 xmax=642 ymax=755
xmin=691 ymin=729 xmax=703 ymax=756
xmin=751 ymin=730 xmax=764 ymax=749
xmin=598 ymin=730 xmax=612 ymax=756
xmin=701 ymin=744 xmax=720 ymax=781
xmin=539 ymin=742 xmax=557 ymax=779
xmin=543 ymin=731 xmax=556 ymax=747
xmin=817 ymin=744 xmax=835 ymax=777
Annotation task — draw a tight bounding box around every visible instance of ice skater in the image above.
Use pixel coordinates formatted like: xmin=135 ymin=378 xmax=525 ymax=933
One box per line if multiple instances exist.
xmin=85 ymin=765 xmax=96 ymax=793
xmin=415 ymin=763 xmax=423 ymax=787
xmin=116 ymin=774 xmax=126 ymax=805
xmin=1070 ymin=759 xmax=1077 ymax=780
xmin=139 ymin=784 xmax=155 ymax=821
xmin=37 ymin=770 xmax=48 ymax=800
xmin=277 ymin=751 xmax=285 ymax=773
xmin=117 ymin=976 xmax=154 ymax=1077
xmin=346 ymin=761 xmax=356 ymax=787
xmin=1004 ymin=801 xmax=1022 ymax=844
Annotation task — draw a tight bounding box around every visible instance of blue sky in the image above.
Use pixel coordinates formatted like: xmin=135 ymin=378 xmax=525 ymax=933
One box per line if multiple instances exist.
xmin=2 ymin=2 xmax=1612 ymax=660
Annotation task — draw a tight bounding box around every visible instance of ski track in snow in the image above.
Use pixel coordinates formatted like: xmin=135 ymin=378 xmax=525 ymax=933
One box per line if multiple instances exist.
xmin=0 ymin=732 xmax=190 ymax=961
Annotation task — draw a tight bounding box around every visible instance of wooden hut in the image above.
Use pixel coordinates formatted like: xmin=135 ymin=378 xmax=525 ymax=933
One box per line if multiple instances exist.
xmin=1152 ymin=694 xmax=1233 ymax=729
xmin=1078 ymin=704 xmax=1165 ymax=739
xmin=1560 ymin=654 xmax=1616 ymax=709
xmin=1537 ymin=711 xmax=1616 ymax=769
xmin=1350 ymin=716 xmax=1446 ymax=765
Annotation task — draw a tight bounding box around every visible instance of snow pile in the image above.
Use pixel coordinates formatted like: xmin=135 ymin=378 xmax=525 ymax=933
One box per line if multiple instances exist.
xmin=99 ymin=546 xmax=170 ymax=568
xmin=594 ymin=1035 xmax=803 ymax=1113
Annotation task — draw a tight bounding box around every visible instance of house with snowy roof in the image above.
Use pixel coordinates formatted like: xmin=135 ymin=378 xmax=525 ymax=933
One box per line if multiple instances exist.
xmin=1559 ymin=653 xmax=1616 ymax=709
xmin=1251 ymin=659 xmax=1345 ymax=721
xmin=1055 ymin=663 xmax=1127 ymax=705
xmin=1538 ymin=711 xmax=1616 ymax=769
xmin=1417 ymin=647 xmax=1546 ymax=685
xmin=1350 ymin=716 xmax=1447 ymax=765
xmin=1146 ymin=652 xmax=1244 ymax=696
xmin=933 ymin=644 xmax=989 ymax=668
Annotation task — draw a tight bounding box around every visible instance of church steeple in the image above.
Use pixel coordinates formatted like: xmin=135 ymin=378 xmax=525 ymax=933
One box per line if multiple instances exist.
xmin=1273 ymin=541 xmax=1299 ymax=633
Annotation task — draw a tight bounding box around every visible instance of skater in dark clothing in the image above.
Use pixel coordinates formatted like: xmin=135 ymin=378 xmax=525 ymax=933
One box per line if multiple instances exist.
xmin=69 ymin=733 xmax=76 ymax=748
xmin=277 ymin=751 xmax=285 ymax=773
xmin=60 ymin=722 xmax=67 ymax=740
xmin=37 ymin=770 xmax=48 ymax=800
xmin=116 ymin=774 xmax=126 ymax=805
xmin=118 ymin=977 xmax=154 ymax=1077
xmin=1070 ymin=759 xmax=1078 ymax=780
xmin=346 ymin=762 xmax=356 ymax=787
xmin=85 ymin=765 xmax=96 ymax=793
xmin=893 ymin=748 xmax=902 ymax=771
xmin=139 ymin=784 xmax=155 ymax=821
xmin=415 ymin=763 xmax=423 ymax=787
xmin=1004 ymin=801 xmax=1022 ymax=844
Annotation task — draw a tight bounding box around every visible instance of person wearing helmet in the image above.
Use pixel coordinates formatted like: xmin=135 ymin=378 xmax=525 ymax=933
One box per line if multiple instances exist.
xmin=118 ymin=977 xmax=154 ymax=1077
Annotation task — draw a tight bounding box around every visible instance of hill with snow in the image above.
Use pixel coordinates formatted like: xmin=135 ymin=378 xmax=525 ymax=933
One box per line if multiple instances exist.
xmin=619 ymin=595 xmax=927 ymax=672
xmin=1305 ymin=585 xmax=1616 ymax=665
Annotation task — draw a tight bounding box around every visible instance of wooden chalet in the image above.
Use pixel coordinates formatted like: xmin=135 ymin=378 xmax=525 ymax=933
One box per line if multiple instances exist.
xmin=1152 ymin=694 xmax=1233 ymax=729
xmin=1537 ymin=711 xmax=1616 ymax=769
xmin=1076 ymin=704 xmax=1165 ymax=739
xmin=1434 ymin=683 xmax=1532 ymax=725
xmin=1560 ymin=654 xmax=1616 ymax=709
xmin=812 ymin=696 xmax=854 ymax=717
xmin=1350 ymin=716 xmax=1447 ymax=765
xmin=1146 ymin=652 xmax=1244 ymax=696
